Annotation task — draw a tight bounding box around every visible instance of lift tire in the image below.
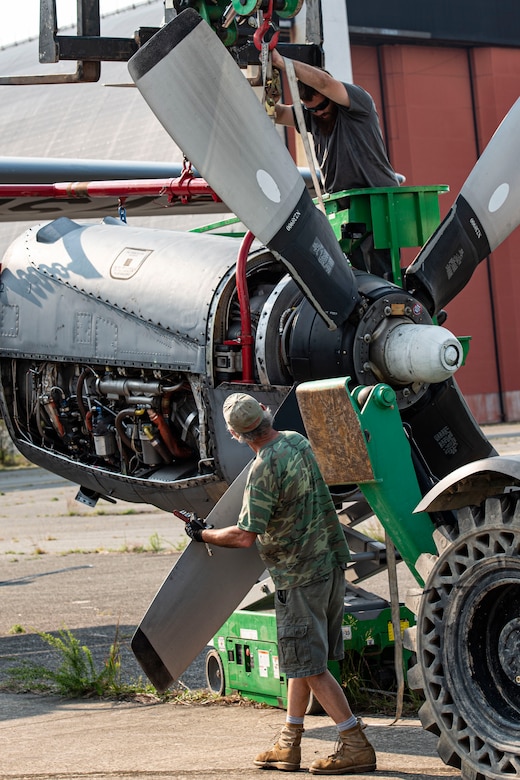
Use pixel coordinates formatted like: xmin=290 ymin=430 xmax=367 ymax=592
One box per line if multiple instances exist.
xmin=205 ymin=648 xmax=226 ymax=696
xmin=407 ymin=493 xmax=520 ymax=780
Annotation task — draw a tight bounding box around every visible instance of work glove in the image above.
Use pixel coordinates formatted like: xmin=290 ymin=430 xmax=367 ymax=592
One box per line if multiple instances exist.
xmin=184 ymin=515 xmax=213 ymax=543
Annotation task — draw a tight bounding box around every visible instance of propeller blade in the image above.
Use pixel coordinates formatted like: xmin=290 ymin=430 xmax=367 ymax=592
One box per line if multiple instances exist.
xmin=128 ymin=8 xmax=359 ymax=329
xmin=405 ymin=97 xmax=520 ymax=314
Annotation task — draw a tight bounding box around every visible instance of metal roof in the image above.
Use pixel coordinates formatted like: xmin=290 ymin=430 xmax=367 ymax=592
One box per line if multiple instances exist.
xmin=0 ymin=1 xmax=233 ymax=253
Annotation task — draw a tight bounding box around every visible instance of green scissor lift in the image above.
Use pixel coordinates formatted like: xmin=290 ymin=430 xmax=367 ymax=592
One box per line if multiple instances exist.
xmin=206 ymin=582 xmax=415 ymax=710
xmin=324 ymin=184 xmax=449 ymax=287
xmin=206 ymin=185 xmax=461 ymax=709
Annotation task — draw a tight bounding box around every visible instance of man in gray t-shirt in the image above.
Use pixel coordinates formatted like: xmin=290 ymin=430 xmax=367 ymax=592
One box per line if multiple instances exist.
xmin=272 ymin=49 xmax=398 ymax=277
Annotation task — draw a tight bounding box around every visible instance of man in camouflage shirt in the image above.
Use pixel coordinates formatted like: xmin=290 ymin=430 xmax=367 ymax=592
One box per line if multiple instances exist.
xmin=185 ymin=393 xmax=377 ymax=775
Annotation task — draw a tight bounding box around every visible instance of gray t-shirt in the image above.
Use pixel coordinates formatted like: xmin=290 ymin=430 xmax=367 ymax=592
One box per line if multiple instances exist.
xmin=303 ymin=83 xmax=398 ymax=193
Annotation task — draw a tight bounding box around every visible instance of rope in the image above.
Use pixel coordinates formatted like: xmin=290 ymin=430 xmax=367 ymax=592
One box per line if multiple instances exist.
xmin=283 ymin=56 xmax=326 ymax=214
xmin=385 ymin=531 xmax=405 ymax=724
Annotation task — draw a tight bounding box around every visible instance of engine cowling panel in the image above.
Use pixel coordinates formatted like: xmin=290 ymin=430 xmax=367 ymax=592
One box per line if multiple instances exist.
xmin=0 ymin=216 xmax=469 ymax=511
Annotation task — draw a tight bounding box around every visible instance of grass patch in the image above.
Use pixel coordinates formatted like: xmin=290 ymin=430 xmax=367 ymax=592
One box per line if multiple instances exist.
xmin=117 ymin=533 xmax=186 ymax=554
xmin=1 ymin=626 xmax=158 ymax=699
xmin=0 ymin=628 xmax=421 ymax=717
xmin=339 ymin=650 xmax=422 ymax=716
xmin=0 ymin=421 xmax=31 ymax=468
xmin=0 ymin=626 xmax=219 ymax=705
xmin=64 ymin=497 xmax=161 ymax=518
xmin=3 ymin=533 xmax=186 ymax=557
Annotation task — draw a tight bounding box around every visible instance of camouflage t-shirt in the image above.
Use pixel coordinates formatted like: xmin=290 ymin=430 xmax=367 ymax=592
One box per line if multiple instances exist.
xmin=237 ymin=431 xmax=351 ymax=589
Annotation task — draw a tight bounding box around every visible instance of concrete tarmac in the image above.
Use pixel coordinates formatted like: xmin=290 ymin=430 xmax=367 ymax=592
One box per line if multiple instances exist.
xmin=1 ymin=693 xmax=460 ymax=779
xmin=2 ymin=422 xmax=520 ymax=779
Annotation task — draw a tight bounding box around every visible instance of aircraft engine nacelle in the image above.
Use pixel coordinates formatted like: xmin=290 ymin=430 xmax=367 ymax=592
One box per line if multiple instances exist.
xmin=0 ymin=216 xmax=468 ymax=513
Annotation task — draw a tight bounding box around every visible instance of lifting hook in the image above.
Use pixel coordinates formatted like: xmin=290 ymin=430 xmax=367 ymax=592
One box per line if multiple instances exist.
xmin=253 ymin=1 xmax=279 ymax=51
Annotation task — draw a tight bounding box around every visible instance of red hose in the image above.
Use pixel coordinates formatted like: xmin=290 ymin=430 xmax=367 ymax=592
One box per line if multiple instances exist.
xmin=225 ymin=230 xmax=255 ymax=383
xmin=147 ymin=409 xmax=192 ymax=460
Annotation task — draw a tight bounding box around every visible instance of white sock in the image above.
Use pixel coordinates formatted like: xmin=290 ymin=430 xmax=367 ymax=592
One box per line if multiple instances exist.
xmin=286 ymin=715 xmax=305 ymax=727
xmin=336 ymin=715 xmax=357 ymax=732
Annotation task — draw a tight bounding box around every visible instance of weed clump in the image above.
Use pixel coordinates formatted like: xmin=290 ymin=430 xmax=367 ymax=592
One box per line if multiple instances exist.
xmin=3 ymin=626 xmax=157 ymax=699
xmin=1 ymin=626 xmax=219 ymax=704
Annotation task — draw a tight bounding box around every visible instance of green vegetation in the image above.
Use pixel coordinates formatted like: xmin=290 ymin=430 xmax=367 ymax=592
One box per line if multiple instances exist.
xmin=8 ymin=624 xmax=26 ymax=635
xmin=2 ymin=532 xmax=187 ymax=558
xmin=0 ymin=421 xmax=30 ymax=468
xmin=1 ymin=625 xmax=230 ymax=704
xmin=4 ymin=627 xmax=127 ymax=697
xmin=116 ymin=533 xmax=187 ymax=554
xmin=2 ymin=626 xmax=162 ymax=699
xmin=1 ymin=624 xmax=420 ymax=716
xmin=339 ymin=650 xmax=423 ymax=716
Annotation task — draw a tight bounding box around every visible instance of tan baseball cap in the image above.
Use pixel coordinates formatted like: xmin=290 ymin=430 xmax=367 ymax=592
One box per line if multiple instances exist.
xmin=223 ymin=393 xmax=263 ymax=434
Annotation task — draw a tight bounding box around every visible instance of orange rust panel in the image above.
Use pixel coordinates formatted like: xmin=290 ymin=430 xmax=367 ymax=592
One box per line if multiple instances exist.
xmin=296 ymin=380 xmax=375 ymax=486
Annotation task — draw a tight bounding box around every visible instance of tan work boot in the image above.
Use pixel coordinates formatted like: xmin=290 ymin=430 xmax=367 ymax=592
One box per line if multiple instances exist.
xmin=254 ymin=724 xmax=304 ymax=771
xmin=309 ymin=722 xmax=376 ymax=775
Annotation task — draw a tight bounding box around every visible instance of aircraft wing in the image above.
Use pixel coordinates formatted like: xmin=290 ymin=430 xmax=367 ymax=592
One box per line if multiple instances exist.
xmin=0 ymin=157 xmax=316 ymax=223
